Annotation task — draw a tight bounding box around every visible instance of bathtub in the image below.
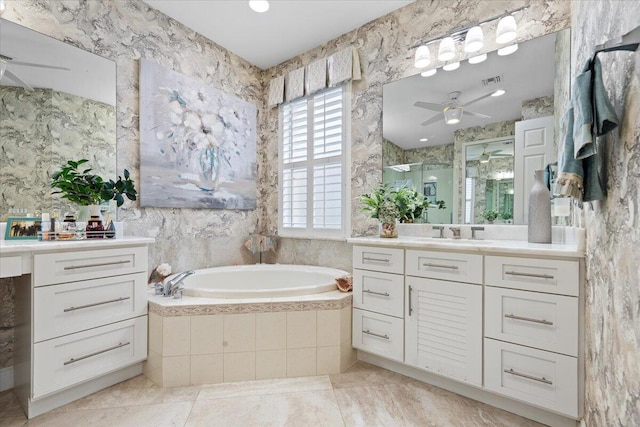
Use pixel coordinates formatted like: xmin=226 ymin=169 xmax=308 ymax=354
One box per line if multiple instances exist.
xmin=180 ymin=264 xmax=349 ymax=298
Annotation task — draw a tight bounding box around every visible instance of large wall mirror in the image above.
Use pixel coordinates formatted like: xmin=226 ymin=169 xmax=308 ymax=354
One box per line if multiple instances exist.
xmin=0 ymin=18 xmax=116 ymax=220
xmin=383 ymin=29 xmax=570 ymax=225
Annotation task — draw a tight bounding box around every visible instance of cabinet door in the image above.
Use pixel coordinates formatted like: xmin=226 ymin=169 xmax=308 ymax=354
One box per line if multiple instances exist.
xmin=405 ymin=276 xmax=482 ymax=386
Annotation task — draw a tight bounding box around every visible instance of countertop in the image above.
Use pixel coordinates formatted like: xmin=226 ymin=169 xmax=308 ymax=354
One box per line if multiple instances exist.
xmin=0 ymin=236 xmax=155 ymax=256
xmin=347 ymin=236 xmax=585 ymax=258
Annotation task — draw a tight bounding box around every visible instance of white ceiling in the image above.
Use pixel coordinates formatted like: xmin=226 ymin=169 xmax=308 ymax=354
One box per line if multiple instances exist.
xmin=143 ymin=0 xmax=414 ymax=70
xmin=383 ymin=31 xmax=558 ymax=150
xmin=0 ymin=18 xmax=116 ymax=106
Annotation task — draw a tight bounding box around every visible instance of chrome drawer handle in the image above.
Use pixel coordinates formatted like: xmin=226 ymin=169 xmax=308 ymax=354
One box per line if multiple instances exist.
xmin=63 ymin=341 xmax=130 ymax=365
xmin=408 ymin=285 xmax=413 ymax=316
xmin=505 ymin=271 xmax=554 ymax=280
xmin=423 ymin=263 xmax=459 ymax=270
xmin=504 ymin=368 xmax=553 ymax=385
xmin=363 ymin=257 xmax=390 ymax=263
xmin=504 ymin=313 xmax=554 ymax=326
xmin=64 ymin=260 xmax=131 ymax=270
xmin=363 ymin=289 xmax=390 ymax=297
xmin=64 ymin=296 xmax=131 ymax=312
xmin=362 ymin=330 xmax=389 ymax=340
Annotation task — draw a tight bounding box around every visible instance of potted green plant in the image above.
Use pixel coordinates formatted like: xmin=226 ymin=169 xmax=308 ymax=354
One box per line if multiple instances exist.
xmin=359 ymin=184 xmax=399 ymax=238
xmin=392 ymin=187 xmax=446 ymax=223
xmin=501 ymin=211 xmax=513 ymax=224
xmin=482 ymin=209 xmax=500 ymax=224
xmin=51 ymin=159 xmax=137 ymax=220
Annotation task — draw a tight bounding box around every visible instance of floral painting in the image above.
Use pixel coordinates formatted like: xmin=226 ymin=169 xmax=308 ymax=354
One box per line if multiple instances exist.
xmin=139 ymin=59 xmax=256 ymax=209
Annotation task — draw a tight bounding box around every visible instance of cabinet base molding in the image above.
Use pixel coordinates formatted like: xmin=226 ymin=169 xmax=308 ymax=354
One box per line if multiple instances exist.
xmin=18 ymin=363 xmax=142 ymax=419
xmin=357 ymin=351 xmax=580 ymax=427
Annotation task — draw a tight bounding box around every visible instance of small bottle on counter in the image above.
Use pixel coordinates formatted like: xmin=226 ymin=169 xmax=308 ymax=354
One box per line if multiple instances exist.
xmin=86 ymin=215 xmax=104 ymax=239
xmin=58 ymin=214 xmax=77 ymax=240
xmin=40 ymin=212 xmax=50 ymax=241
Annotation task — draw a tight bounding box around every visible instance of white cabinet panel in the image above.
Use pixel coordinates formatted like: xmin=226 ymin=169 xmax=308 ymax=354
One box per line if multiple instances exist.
xmin=353 ymin=308 xmax=404 ymax=362
xmin=485 ymin=255 xmax=579 ymax=296
xmin=353 ymin=270 xmax=404 ymax=318
xmin=405 ymin=276 xmax=482 ymax=386
xmin=406 ymin=250 xmax=483 ymax=284
xmin=485 ymin=286 xmax=578 ymax=356
xmin=484 ymin=338 xmax=578 ymax=418
xmin=33 ymin=316 xmax=147 ymax=399
xmin=34 ymin=272 xmax=148 ymax=343
xmin=34 ymin=246 xmax=148 ymax=286
xmin=353 ymin=246 xmax=404 ymax=274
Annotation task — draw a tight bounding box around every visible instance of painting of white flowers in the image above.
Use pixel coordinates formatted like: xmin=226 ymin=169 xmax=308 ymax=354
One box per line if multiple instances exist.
xmin=139 ymin=59 xmax=256 ymax=209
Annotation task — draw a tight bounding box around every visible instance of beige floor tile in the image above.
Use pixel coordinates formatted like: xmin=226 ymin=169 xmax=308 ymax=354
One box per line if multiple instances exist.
xmin=28 ymin=401 xmax=193 ymax=427
xmin=186 ymin=390 xmax=343 ymax=427
xmin=0 ymin=390 xmax=24 ymax=419
xmin=198 ymin=376 xmax=332 ymax=400
xmin=329 ymin=360 xmax=408 ymax=389
xmin=52 ymin=375 xmax=200 ymax=412
xmin=0 ymin=416 xmax=27 ymax=427
xmin=256 ymin=349 xmax=287 ymax=380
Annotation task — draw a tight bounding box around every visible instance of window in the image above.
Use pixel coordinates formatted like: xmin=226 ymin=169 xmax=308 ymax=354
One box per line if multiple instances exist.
xmin=465 ymin=177 xmax=475 ymax=223
xmin=279 ymin=86 xmax=350 ymax=239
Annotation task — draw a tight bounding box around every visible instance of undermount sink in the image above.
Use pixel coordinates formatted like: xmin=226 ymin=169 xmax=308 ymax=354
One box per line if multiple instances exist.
xmin=401 ymin=237 xmax=495 ymax=244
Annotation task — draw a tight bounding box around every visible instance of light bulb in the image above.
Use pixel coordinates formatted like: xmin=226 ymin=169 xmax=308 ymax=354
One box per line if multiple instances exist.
xmin=249 ymin=0 xmax=269 ymax=13
xmin=497 ymin=43 xmax=518 ymax=56
xmin=468 ymin=53 xmax=487 ymax=64
xmin=442 ymin=61 xmax=460 ymax=71
xmin=438 ymin=37 xmax=456 ymax=62
xmin=491 ymin=89 xmax=506 ymax=97
xmin=496 ymin=15 xmax=517 ymax=44
xmin=464 ymin=26 xmax=484 ymax=53
xmin=421 ymin=69 xmax=437 ymax=77
xmin=414 ymin=45 xmax=431 ymax=68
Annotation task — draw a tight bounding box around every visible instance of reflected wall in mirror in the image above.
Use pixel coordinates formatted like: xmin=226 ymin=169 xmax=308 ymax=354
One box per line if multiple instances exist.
xmin=0 ymin=18 xmax=116 ymax=220
xmin=382 ymin=28 xmax=570 ymax=224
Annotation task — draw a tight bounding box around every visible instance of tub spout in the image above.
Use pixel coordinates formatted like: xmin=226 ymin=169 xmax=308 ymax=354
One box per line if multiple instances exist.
xmin=163 ymin=270 xmax=195 ymax=297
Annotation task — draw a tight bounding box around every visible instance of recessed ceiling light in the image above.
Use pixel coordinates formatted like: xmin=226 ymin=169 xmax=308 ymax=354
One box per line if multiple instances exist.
xmin=249 ymin=0 xmax=269 ymax=13
xmin=419 ymin=138 xmax=429 ymax=142
xmin=491 ymin=89 xmax=506 ymax=97
xmin=421 ymin=69 xmax=437 ymax=77
xmin=442 ymin=61 xmax=460 ymax=71
xmin=498 ymin=44 xmax=518 ymax=56
xmin=468 ymin=53 xmax=487 ymax=64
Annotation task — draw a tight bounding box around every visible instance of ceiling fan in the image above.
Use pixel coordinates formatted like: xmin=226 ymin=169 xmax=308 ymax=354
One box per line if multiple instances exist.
xmin=414 ymin=90 xmax=496 ymax=127
xmin=0 ymin=53 xmax=70 ymax=91
xmin=475 ymin=143 xmax=513 ymax=163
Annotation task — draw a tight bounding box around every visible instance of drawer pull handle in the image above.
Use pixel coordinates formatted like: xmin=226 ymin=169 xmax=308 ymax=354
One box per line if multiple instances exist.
xmin=63 ymin=296 xmax=131 ymax=313
xmin=363 ymin=289 xmax=390 ymax=297
xmin=505 ymin=271 xmax=554 ymax=280
xmin=408 ymin=285 xmax=414 ymax=316
xmin=363 ymin=257 xmax=390 ymax=263
xmin=363 ymin=330 xmax=389 ymax=340
xmin=504 ymin=368 xmax=553 ymax=385
xmin=63 ymin=341 xmax=130 ymax=366
xmin=64 ymin=260 xmax=131 ymax=270
xmin=423 ymin=263 xmax=459 ymax=270
xmin=504 ymin=313 xmax=554 ymax=326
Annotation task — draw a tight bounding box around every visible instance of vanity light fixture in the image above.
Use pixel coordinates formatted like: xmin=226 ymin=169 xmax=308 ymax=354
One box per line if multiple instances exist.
xmin=464 ymin=26 xmax=484 ymax=53
xmin=438 ymin=37 xmax=456 ymax=62
xmin=497 ymin=43 xmax=519 ymax=56
xmin=468 ymin=53 xmax=487 ymax=64
xmin=491 ymin=89 xmax=506 ymax=97
xmin=496 ymin=15 xmax=517 ymax=44
xmin=249 ymin=0 xmax=269 ymax=13
xmin=442 ymin=61 xmax=460 ymax=71
xmin=414 ymin=45 xmax=431 ymax=68
xmin=479 ymin=153 xmax=490 ymax=163
xmin=419 ymin=137 xmax=429 ymax=142
xmin=443 ymin=106 xmax=463 ymax=125
xmin=421 ymin=69 xmax=437 ymax=77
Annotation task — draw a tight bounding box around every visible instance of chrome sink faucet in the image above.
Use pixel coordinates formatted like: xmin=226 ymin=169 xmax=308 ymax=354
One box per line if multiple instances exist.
xmin=449 ymin=227 xmax=461 ymax=239
xmin=163 ymin=270 xmax=195 ymax=298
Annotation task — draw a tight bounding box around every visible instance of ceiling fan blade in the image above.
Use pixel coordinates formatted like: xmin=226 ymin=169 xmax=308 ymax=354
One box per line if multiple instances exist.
xmin=463 ymin=92 xmax=493 ymax=107
xmin=414 ymin=101 xmax=444 ymax=112
xmin=10 ymin=60 xmax=70 ymax=71
xmin=491 ymin=153 xmax=513 ymax=157
xmin=421 ymin=113 xmax=444 ymax=127
xmin=3 ymin=70 xmax=34 ymax=91
xmin=463 ymin=110 xmax=491 ymax=119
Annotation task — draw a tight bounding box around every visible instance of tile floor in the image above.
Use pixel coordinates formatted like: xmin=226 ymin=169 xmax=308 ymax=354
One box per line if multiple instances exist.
xmin=0 ymin=361 xmax=544 ymax=426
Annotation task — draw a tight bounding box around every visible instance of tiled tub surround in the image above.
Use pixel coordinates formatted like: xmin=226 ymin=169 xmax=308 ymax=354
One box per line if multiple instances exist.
xmin=145 ymin=292 xmax=356 ymax=387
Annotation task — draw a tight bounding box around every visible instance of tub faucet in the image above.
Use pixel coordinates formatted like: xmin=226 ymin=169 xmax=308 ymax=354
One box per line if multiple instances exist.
xmin=163 ymin=270 xmax=195 ymax=297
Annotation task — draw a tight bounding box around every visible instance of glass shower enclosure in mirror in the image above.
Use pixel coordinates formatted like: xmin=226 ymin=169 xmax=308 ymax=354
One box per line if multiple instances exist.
xmin=382 ymin=28 xmax=570 ymax=224
xmin=0 ymin=18 xmax=116 ymax=220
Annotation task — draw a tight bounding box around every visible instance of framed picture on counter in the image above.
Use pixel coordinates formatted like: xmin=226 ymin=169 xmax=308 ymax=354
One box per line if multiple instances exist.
xmin=4 ymin=217 xmax=41 ymax=240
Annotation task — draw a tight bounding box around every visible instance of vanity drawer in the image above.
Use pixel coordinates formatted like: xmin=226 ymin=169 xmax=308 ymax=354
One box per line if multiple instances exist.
xmin=405 ymin=250 xmax=483 ymax=284
xmin=353 ymin=270 xmax=404 ymax=318
xmin=485 ymin=287 xmax=578 ymax=356
xmin=0 ymin=256 xmax=24 ymax=278
xmin=485 ymin=255 xmax=579 ymax=296
xmin=34 ymin=272 xmax=148 ymax=342
xmin=353 ymin=308 xmax=404 ymax=362
xmin=34 ymin=246 xmax=148 ymax=286
xmin=32 ymin=316 xmax=147 ymax=399
xmin=353 ymin=246 xmax=404 ymax=274
xmin=484 ymin=338 xmax=578 ymax=418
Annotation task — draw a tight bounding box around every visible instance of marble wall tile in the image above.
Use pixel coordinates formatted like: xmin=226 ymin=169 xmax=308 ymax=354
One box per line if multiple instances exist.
xmin=521 ymin=96 xmax=554 ymax=121
xmin=0 ymin=278 xmax=15 ymax=369
xmin=570 ymin=1 xmax=640 ymax=426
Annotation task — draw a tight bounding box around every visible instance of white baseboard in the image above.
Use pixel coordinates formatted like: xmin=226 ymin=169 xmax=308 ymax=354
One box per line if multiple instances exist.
xmin=0 ymin=365 xmax=14 ymax=391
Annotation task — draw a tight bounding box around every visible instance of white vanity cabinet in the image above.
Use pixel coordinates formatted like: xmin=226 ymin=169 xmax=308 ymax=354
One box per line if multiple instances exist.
xmin=4 ymin=239 xmax=153 ymax=418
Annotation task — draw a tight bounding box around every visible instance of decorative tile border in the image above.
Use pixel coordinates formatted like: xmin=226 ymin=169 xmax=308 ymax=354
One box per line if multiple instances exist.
xmin=149 ymin=294 xmax=353 ymax=317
